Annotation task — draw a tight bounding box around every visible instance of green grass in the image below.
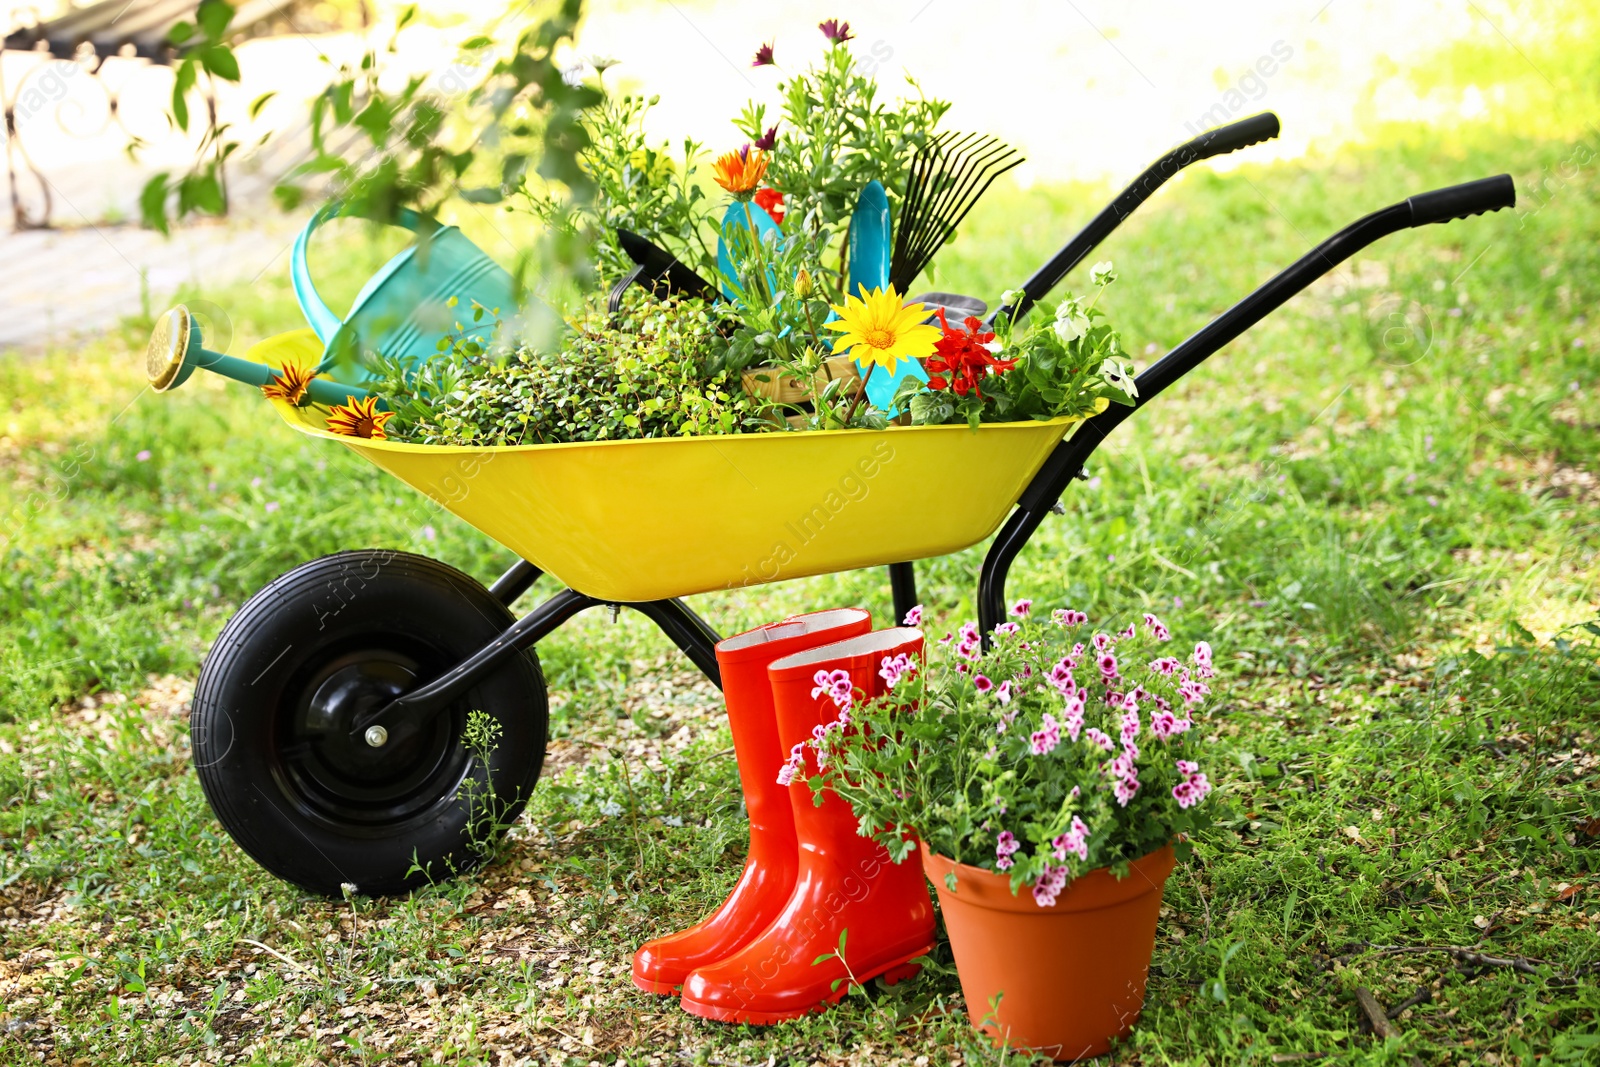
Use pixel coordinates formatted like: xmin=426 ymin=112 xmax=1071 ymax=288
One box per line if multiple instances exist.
xmin=3 ymin=18 xmax=1600 ymax=1067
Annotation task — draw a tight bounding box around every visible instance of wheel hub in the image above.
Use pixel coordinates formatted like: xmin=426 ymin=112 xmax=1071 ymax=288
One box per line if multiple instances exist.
xmin=279 ymin=649 xmax=469 ymax=830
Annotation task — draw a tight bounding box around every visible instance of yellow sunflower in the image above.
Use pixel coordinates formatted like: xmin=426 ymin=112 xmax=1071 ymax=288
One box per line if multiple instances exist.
xmin=823 ymin=285 xmax=940 ymax=375
xmin=712 ymin=147 xmax=769 ymax=198
xmin=260 ymin=362 xmax=319 ymax=406
xmin=325 ymin=395 xmax=394 ymax=440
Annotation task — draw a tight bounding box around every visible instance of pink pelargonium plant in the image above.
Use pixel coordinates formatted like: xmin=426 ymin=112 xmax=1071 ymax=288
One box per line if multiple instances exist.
xmin=804 ymin=606 xmax=1218 ymax=907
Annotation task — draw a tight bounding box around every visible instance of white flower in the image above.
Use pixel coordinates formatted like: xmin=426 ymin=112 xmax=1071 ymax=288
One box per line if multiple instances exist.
xmin=1090 ymin=260 xmax=1118 ymax=286
xmin=1054 ymin=299 xmax=1090 ymax=344
xmin=982 ymin=340 xmax=1004 ymax=354
xmin=1000 ymin=288 xmax=1024 ymax=308
xmin=1100 ymin=357 xmax=1139 ymax=398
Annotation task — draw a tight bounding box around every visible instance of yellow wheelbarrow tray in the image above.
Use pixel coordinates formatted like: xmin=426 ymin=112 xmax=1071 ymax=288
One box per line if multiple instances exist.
xmin=271 ymin=385 xmax=1102 ymax=603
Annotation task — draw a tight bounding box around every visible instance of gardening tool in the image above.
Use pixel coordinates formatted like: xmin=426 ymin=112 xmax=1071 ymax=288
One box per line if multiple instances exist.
xmin=888 ymin=131 xmax=1024 ymax=296
xmin=610 ymin=229 xmax=719 ymax=312
xmin=715 ymin=200 xmax=783 ymax=304
xmin=290 ymin=202 xmax=520 ymax=383
xmin=158 ymin=114 xmax=1517 ymax=904
xmin=678 ymin=627 xmax=936 ymax=1024
xmin=632 ymin=608 xmax=874 ymax=995
xmin=144 ymin=304 xmax=372 ymax=407
xmin=838 ymin=180 xmax=931 ymax=413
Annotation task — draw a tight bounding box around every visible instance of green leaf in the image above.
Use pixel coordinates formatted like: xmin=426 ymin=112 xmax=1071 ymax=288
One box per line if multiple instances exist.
xmin=171 ymin=62 xmax=195 ymax=131
xmin=139 ymin=174 xmax=171 ymax=234
xmin=248 ymin=91 xmax=276 ymax=120
xmin=198 ymin=45 xmax=240 ymax=82
xmin=196 ymin=0 xmax=234 ymax=42
xmin=167 ymin=20 xmax=195 ymax=46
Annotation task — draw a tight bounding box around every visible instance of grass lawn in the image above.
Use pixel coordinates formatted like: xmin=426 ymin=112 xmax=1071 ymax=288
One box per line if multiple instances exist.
xmin=3 ymin=21 xmax=1600 ymax=1067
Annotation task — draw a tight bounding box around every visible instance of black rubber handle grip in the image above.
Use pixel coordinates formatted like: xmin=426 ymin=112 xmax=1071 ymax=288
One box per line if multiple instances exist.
xmin=1194 ymin=112 xmax=1281 ymax=159
xmin=1406 ymin=174 xmax=1516 ymax=226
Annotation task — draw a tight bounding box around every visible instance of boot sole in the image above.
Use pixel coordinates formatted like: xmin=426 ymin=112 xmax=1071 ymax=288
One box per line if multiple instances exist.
xmin=678 ymin=943 xmax=933 ymax=1025
xmin=631 ymin=972 xmax=682 ymax=996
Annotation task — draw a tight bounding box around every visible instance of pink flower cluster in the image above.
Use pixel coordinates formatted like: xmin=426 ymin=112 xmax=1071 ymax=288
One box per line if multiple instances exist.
xmin=1052 ymin=815 xmax=1090 ymax=862
xmin=903 ymin=604 xmax=923 ymax=626
xmin=811 ymin=668 xmax=854 ymax=710
xmin=878 ymin=652 xmax=915 ymax=690
xmin=995 ymin=830 xmax=1021 ymax=871
xmin=1032 ymin=864 xmax=1068 ymax=907
xmin=1172 ymin=759 xmax=1212 ymax=809
xmin=1010 ymin=599 xmax=1033 ymax=617
xmin=1052 ymin=608 xmax=1088 ymax=627
xmin=955 ymin=621 xmax=982 ymax=661
xmin=776 ymin=742 xmax=806 ymax=786
xmin=1143 ymin=612 xmax=1172 ymax=641
xmin=1030 ymin=712 xmax=1061 ymax=755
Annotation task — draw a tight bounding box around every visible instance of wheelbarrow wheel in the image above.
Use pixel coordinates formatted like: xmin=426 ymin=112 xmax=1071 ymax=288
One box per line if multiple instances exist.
xmin=190 ymin=550 xmax=547 ymax=897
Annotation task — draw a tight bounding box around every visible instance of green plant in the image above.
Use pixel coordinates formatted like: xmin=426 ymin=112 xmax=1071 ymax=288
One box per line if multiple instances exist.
xmin=900 ymin=265 xmax=1135 ymax=428
xmin=396 ymin=294 xmax=773 ymax=445
xmin=734 ymin=28 xmax=951 ymax=235
xmin=138 ymin=0 xmax=247 ymax=231
xmin=806 ymin=606 xmax=1216 ymax=902
xmin=458 ymin=709 xmax=510 ymax=862
xmin=522 ymin=85 xmax=720 ymax=286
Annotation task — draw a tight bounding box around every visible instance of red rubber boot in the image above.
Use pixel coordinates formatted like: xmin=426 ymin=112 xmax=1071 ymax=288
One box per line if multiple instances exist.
xmin=679 ymin=627 xmax=935 ymax=1024
xmin=632 ymin=608 xmax=872 ymax=994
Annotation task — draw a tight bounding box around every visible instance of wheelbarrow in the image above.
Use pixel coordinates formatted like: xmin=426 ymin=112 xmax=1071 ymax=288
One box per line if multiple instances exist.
xmin=163 ymin=112 xmax=1515 ymax=896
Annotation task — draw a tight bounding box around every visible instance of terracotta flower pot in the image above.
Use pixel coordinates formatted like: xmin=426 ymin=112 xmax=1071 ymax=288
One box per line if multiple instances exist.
xmin=922 ymin=842 xmax=1176 ymax=1061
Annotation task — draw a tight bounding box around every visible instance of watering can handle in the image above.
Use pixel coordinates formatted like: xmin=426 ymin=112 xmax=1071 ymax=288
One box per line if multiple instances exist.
xmin=290 ymin=201 xmax=429 ymax=344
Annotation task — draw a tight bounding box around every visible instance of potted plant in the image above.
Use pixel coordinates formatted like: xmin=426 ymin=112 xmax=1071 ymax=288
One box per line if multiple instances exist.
xmin=805 ymin=605 xmax=1218 ymax=1059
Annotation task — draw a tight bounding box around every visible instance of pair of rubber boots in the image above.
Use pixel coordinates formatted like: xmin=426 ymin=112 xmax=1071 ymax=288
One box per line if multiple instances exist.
xmin=632 ymin=609 xmax=933 ymax=1024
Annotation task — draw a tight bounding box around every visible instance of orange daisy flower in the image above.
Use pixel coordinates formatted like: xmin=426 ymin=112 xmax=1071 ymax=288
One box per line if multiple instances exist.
xmin=260 ymin=362 xmax=319 ymax=406
xmin=712 ymin=146 xmax=769 ymax=199
xmin=325 ymin=395 xmax=394 ymax=440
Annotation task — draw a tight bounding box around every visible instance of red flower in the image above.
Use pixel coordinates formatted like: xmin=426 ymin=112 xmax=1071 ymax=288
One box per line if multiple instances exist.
xmin=754 ymin=187 xmax=785 ymax=224
xmin=929 ymin=309 xmax=1009 ymax=399
xmin=752 ymin=41 xmax=775 ymax=67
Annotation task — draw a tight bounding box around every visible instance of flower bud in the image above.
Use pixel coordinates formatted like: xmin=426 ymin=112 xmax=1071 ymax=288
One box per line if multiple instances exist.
xmin=794 ymin=268 xmax=814 ymax=299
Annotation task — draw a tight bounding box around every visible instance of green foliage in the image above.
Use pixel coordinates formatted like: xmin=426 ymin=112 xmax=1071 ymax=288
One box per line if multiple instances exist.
xmin=522 ymin=87 xmax=719 ymax=286
xmin=457 ymin=709 xmax=512 ymax=862
xmin=903 ymin=271 xmax=1131 ymax=428
xmin=396 ymin=295 xmax=772 ymax=445
xmin=811 ymin=614 xmax=1214 ymax=892
xmin=734 ymin=36 xmax=951 ymax=234
xmin=138 ymin=0 xmax=241 ymax=233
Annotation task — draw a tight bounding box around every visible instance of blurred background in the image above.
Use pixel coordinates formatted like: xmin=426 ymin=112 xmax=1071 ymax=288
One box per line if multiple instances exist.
xmin=0 ymin=0 xmax=1583 ymax=348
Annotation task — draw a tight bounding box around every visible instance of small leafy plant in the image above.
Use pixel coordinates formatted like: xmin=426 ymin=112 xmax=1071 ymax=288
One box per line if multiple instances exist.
xmin=803 ymin=604 xmax=1218 ymax=905
xmin=899 ymin=262 xmax=1138 ymax=428
xmin=394 ymin=295 xmax=771 ymax=445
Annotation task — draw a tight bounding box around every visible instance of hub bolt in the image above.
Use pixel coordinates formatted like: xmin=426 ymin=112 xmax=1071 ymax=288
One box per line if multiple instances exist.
xmin=364 ymin=725 xmax=389 ymax=748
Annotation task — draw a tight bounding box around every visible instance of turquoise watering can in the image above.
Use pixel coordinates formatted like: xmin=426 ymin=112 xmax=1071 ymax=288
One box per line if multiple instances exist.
xmin=291 ymin=202 xmax=518 ymax=383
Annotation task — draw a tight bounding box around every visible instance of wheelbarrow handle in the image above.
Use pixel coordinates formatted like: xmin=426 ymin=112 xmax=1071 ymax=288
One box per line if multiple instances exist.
xmin=1407 ymin=174 xmax=1516 ymax=226
xmin=977 ymin=174 xmax=1516 ymax=641
xmin=993 ymin=111 xmax=1282 ymax=323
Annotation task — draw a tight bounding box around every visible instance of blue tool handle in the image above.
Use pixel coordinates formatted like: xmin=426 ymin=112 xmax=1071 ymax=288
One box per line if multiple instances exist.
xmin=290 ymin=200 xmax=428 ymax=343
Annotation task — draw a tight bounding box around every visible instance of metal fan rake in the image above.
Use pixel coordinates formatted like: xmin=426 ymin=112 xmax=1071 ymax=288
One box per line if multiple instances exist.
xmin=889 ymin=131 xmax=1025 ymax=294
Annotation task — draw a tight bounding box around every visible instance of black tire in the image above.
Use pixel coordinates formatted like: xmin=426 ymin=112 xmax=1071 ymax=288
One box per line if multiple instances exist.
xmin=191 ymin=550 xmax=547 ymax=897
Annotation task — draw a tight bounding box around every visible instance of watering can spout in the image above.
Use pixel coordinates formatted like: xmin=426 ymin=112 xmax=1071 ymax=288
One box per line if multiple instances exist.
xmin=145 ymin=305 xmax=372 ymax=407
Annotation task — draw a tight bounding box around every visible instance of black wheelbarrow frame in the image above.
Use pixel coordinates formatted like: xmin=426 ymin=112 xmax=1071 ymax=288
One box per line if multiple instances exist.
xmin=345 ymin=111 xmax=1515 ymax=759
